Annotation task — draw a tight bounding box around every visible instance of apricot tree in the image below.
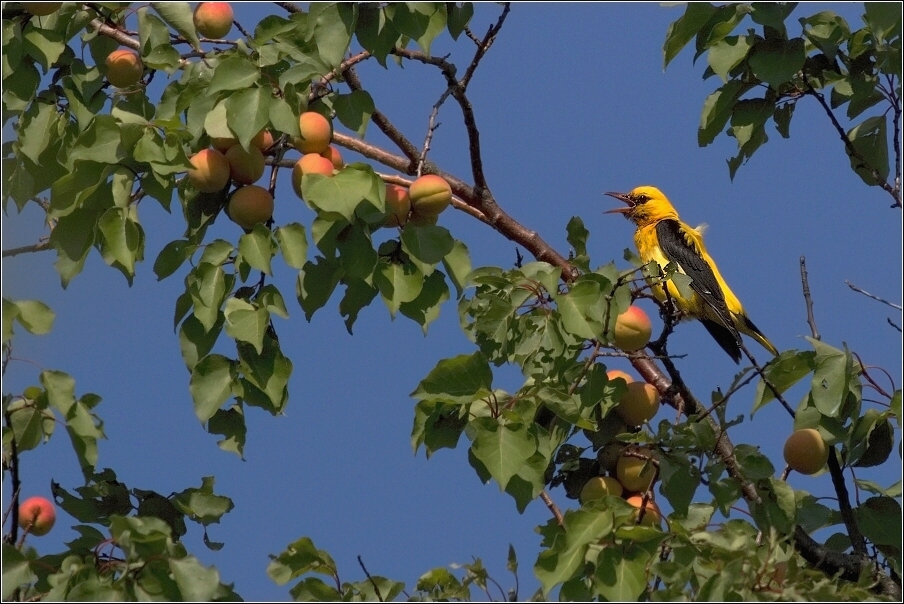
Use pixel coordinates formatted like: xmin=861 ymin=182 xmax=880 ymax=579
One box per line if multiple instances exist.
xmin=2 ymin=2 xmax=901 ymax=601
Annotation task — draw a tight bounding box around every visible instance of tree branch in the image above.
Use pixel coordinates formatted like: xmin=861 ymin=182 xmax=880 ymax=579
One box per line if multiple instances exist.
xmin=826 ymin=448 xmax=867 ymax=555
xmin=800 ymin=257 xmax=820 ymax=339
xmin=2 ymin=241 xmax=52 ymax=258
xmin=803 ymin=79 xmax=901 ymax=207
xmin=845 ymin=281 xmax=903 ymax=310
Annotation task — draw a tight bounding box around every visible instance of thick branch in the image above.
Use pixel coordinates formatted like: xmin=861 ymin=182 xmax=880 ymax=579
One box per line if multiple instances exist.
xmin=87 ymin=18 xmax=139 ymax=49
xmin=826 ymin=448 xmax=867 ymax=555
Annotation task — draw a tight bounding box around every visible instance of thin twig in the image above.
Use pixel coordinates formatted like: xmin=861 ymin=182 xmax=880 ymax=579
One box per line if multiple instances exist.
xmin=740 ymin=342 xmax=795 ymax=418
xmin=888 ymin=317 xmax=902 ymax=333
xmin=418 ymin=88 xmax=453 ymax=176
xmin=357 ymin=556 xmax=384 ymax=602
xmin=800 ymin=257 xmax=820 ymax=339
xmin=539 ymin=490 xmax=564 ymax=526
xmin=803 ymin=78 xmax=901 ymax=207
xmin=274 ymin=2 xmax=303 ymax=14
xmin=460 ymin=4 xmax=511 ymax=90
xmin=2 ymin=241 xmax=52 ymax=258
xmin=845 ymin=281 xmax=903 ymax=310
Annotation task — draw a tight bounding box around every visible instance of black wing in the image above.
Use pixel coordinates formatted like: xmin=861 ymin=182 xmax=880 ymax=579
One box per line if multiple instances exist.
xmin=655 ymin=220 xmax=743 ymax=353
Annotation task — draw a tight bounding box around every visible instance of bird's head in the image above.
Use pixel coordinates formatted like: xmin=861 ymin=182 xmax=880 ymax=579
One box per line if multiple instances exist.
xmin=604 ymin=186 xmax=679 ymax=227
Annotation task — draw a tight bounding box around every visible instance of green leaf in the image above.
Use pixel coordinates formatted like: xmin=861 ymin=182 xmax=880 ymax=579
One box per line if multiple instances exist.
xmin=275 ymin=222 xmax=309 ymax=269
xmin=748 ymin=37 xmax=806 ymax=89
xmin=566 ymin=216 xmax=589 ymax=268
xmin=855 ymin=496 xmax=902 ymax=546
xmin=208 ymin=405 xmax=246 ymax=458
xmin=412 ymin=351 xmax=492 ymax=404
xmin=179 ymin=314 xmax=224 ymax=372
xmin=594 ymin=546 xmax=650 ymax=601
xmin=238 ymin=225 xmax=275 ymax=275
xmin=707 ymin=35 xmax=753 ymax=82
xmin=773 ymin=102 xmax=794 ymax=138
xmin=304 ymin=168 xmax=379 ymax=222
xmin=309 ymin=2 xmax=356 ymax=68
xmin=808 ymin=338 xmax=849 ymax=417
xmin=224 ymin=298 xmax=269 ymax=354
xmin=189 ymin=354 xmax=236 ymax=422
xmin=334 ymin=90 xmax=374 ymax=138
xmin=441 ymin=240 xmax=471 ymax=298
xmin=846 ymin=116 xmax=890 ymax=187
xmin=388 ymin=3 xmax=446 ymax=56
xmin=267 ymin=536 xmax=337 ymax=585
xmin=11 ymin=299 xmax=55 ymax=336
xmin=296 ymin=257 xmax=342 ymax=320
xmin=470 ymin=418 xmax=536 ymax=491
xmin=337 ymin=224 xmax=377 ymax=280
xmin=2 ymin=544 xmax=37 ymax=600
xmin=224 ymin=86 xmax=271 ymax=151
xmin=169 ymin=556 xmax=221 ymax=602
xmin=172 ymin=476 xmax=235 ymax=525
xmin=154 ymin=240 xmax=196 ymax=281
xmin=663 ymin=3 xmax=718 ymax=68
xmin=355 ymin=5 xmax=401 ymax=66
xmin=659 ymin=456 xmax=700 ymax=516
xmin=554 ymin=279 xmax=604 ymax=340
xmin=401 ymin=224 xmax=455 ymax=273
xmin=188 ymin=263 xmax=229 ymax=332
xmin=97 ymin=207 xmax=143 ymax=279
xmin=375 ymin=260 xmax=423 ymax=317
xmin=151 ymin=2 xmax=200 ymax=48
xmin=752 ymin=349 xmax=815 ymax=415
xmin=236 ymin=336 xmax=291 ymax=414
xmin=863 ymin=2 xmax=902 ymax=43
xmin=400 ymin=270 xmax=450 ymax=333
xmin=68 ymin=115 xmax=124 ymax=166
xmin=22 ymin=27 xmax=65 ymax=72
xmin=447 ymin=2 xmax=473 ymax=40
xmin=208 ymin=55 xmax=261 ymax=95
xmin=337 ymin=278 xmax=378 ymax=334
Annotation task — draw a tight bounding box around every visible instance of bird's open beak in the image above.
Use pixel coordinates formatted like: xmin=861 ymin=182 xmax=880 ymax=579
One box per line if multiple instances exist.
xmin=603 ymin=191 xmax=633 ymax=215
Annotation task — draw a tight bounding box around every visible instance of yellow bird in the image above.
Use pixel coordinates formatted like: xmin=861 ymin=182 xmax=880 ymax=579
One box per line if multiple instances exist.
xmin=605 ymin=185 xmax=778 ymax=363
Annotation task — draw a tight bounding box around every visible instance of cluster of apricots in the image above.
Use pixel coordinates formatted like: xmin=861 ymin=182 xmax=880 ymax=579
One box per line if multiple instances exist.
xmin=187 ymin=129 xmax=276 ymax=230
xmin=577 ymin=367 xmax=663 ymax=525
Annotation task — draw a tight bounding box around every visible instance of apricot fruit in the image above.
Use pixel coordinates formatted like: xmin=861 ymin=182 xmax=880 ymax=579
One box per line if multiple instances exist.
xmin=616 ymin=382 xmax=660 ymax=427
xmin=579 ymin=476 xmax=624 ymax=504
xmin=290 ymin=154 xmax=334 ymax=199
xmin=783 ymin=428 xmax=828 ymax=475
xmin=227 ymin=186 xmax=273 ymax=230
xmin=626 ymin=495 xmax=662 ymax=526
xmin=616 ymin=447 xmax=657 ymax=493
xmin=296 ymin=111 xmax=332 ymax=154
xmin=612 ymin=305 xmax=652 ymax=351
xmin=187 ymin=148 xmax=230 ymax=193
xmin=211 ymin=130 xmax=272 ymax=153
xmin=105 ymin=49 xmax=143 ymax=88
xmin=18 ymin=496 xmax=56 ymax=536
xmin=225 ymin=144 xmax=265 ymax=185
xmin=384 ymin=184 xmax=411 ymax=228
xmin=320 ymin=145 xmax=344 ymax=169
xmin=193 ymin=2 xmax=233 ymax=39
xmin=409 ymin=174 xmax=452 ymax=217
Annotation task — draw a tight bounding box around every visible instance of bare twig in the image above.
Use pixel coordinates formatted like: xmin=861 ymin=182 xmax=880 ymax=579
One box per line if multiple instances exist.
xmin=274 ymin=2 xmax=303 ymax=14
xmin=2 ymin=241 xmax=52 ymax=258
xmin=418 ymin=89 xmax=454 ymax=176
xmin=740 ymin=342 xmax=795 ymax=418
xmin=888 ymin=317 xmax=902 ymax=333
xmin=845 ymin=281 xmax=903 ymax=310
xmin=357 ymin=556 xmax=384 ymax=602
xmin=539 ymin=490 xmax=564 ymax=526
xmin=460 ymin=4 xmax=511 ymax=90
xmin=800 ymin=257 xmax=820 ymax=339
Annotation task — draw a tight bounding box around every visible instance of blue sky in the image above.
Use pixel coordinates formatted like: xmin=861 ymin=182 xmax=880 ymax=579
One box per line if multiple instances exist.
xmin=3 ymin=3 xmax=900 ymax=600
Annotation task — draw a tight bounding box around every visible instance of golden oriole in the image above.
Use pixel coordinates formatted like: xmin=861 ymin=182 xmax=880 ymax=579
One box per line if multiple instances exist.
xmin=605 ymin=185 xmax=778 ymax=363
